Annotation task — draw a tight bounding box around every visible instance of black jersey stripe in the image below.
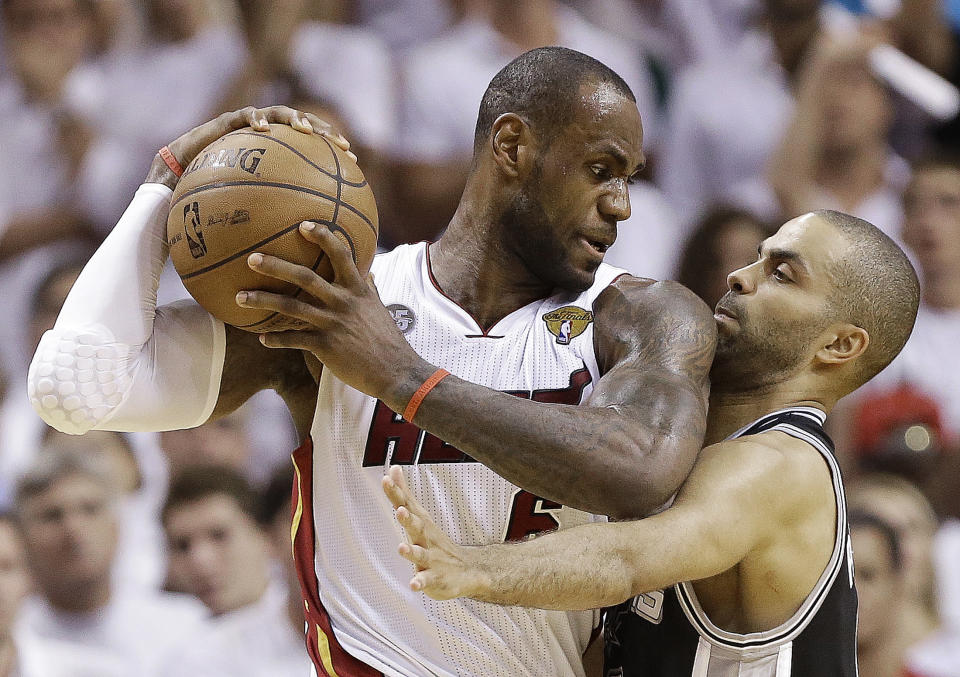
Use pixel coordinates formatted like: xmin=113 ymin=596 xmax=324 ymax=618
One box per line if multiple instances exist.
xmin=676 ymin=411 xmax=848 ymax=650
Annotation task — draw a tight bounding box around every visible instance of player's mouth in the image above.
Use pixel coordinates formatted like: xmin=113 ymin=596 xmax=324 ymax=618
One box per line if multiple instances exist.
xmin=580 ymin=237 xmax=611 ymax=257
xmin=714 ymin=304 xmax=738 ymax=324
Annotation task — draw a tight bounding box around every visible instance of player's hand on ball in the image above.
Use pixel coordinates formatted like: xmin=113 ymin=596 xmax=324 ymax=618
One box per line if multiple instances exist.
xmin=148 ymin=105 xmax=354 ymax=188
xmin=238 ymin=222 xmax=428 ymax=402
xmin=382 ymin=466 xmax=488 ymax=601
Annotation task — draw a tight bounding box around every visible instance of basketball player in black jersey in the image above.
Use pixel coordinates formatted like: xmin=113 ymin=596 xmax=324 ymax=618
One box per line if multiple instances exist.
xmin=383 ymin=210 xmax=921 ymax=676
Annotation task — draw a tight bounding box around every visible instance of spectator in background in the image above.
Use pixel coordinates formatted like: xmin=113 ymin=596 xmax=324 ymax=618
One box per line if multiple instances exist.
xmin=160 ymin=410 xmax=256 ymax=481
xmin=0 ymin=253 xmax=90 ymax=503
xmin=0 ymin=0 xmax=98 ymax=257
xmin=160 ymin=467 xmax=311 ymax=675
xmin=768 ymin=34 xmax=907 ymax=240
xmin=674 ymin=206 xmax=774 ymax=309
xmin=389 ymin=0 xmax=659 ymax=244
xmin=41 ymin=431 xmax=168 ymax=594
xmin=852 ymin=510 xmax=936 ymax=677
xmin=659 ymin=0 xmax=829 ymax=225
xmin=62 ymin=0 xmax=247 ymax=229
xmin=14 ymin=451 xmax=205 ymax=674
xmin=161 ymin=466 xmax=272 ymax=616
xmin=848 ymin=473 xmax=941 ymax=643
xmin=835 ymin=156 xmax=960 ymax=452
xmin=0 ymin=512 xmax=125 ymax=677
xmin=906 ymin=517 xmax=960 ymax=677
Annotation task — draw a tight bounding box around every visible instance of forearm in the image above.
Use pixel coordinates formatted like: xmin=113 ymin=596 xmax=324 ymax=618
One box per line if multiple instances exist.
xmin=464 ymin=514 xmax=707 ymax=610
xmin=390 ymin=362 xmax=705 ymax=518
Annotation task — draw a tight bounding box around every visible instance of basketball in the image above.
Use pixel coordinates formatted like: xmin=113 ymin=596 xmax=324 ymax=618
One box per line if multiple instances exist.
xmin=166 ymin=124 xmax=379 ymax=332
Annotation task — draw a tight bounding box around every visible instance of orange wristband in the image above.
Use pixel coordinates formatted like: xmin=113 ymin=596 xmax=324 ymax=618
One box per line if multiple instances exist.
xmin=158 ymin=146 xmax=184 ymax=177
xmin=403 ymin=368 xmax=450 ymax=422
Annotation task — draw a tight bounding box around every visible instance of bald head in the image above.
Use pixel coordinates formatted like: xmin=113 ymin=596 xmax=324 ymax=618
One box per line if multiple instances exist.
xmin=473 ymin=46 xmax=635 ymax=155
xmin=816 ymin=210 xmax=920 ymax=385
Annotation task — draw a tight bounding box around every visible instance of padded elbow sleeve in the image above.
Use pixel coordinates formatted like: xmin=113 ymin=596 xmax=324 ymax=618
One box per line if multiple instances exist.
xmin=28 ymin=301 xmax=225 ymax=434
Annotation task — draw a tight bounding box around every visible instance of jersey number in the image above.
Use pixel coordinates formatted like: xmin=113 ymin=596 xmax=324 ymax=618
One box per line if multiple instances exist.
xmin=503 ymin=489 xmax=562 ymax=542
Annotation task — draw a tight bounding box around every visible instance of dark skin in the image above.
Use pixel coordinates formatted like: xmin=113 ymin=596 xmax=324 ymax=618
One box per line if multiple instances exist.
xmin=153 ymin=87 xmax=716 ymax=519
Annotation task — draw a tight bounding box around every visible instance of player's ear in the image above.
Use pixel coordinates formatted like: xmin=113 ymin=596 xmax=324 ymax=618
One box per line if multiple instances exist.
xmin=816 ymin=324 xmax=869 ymax=366
xmin=490 ymin=113 xmax=535 ymax=178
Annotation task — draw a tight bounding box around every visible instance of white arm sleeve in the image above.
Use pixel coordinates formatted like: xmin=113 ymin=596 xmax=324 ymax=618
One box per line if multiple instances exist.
xmin=27 ymin=183 xmax=226 ymax=434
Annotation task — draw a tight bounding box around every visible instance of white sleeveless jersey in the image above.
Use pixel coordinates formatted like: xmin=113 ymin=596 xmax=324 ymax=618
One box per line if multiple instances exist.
xmin=291 ymin=242 xmax=629 ymax=677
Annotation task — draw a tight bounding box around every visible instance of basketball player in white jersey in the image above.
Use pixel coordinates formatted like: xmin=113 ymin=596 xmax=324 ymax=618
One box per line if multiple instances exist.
xmin=383 ymin=210 xmax=922 ymax=676
xmin=28 ymin=48 xmax=716 ymax=676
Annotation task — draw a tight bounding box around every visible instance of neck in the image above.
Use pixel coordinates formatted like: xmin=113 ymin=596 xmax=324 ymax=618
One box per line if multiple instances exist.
xmin=488 ymin=0 xmax=558 ymax=52
xmin=430 ymin=198 xmax=554 ymax=330
xmin=0 ymin=634 xmax=15 ymax=677
xmin=922 ymin=275 xmax=960 ymax=310
xmin=45 ymin=578 xmax=111 ymax=614
xmin=815 ymin=144 xmax=886 ymax=209
xmin=705 ymin=383 xmax=831 ymax=445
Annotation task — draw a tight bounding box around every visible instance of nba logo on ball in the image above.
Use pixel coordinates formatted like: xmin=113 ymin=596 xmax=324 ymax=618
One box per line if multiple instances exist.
xmin=543 ymin=306 xmax=593 ymax=345
xmin=389 ymin=305 xmax=416 ymax=334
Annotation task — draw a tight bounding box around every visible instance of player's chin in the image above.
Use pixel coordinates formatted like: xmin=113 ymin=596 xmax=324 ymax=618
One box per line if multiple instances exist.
xmin=559 ymin=263 xmax=597 ymax=293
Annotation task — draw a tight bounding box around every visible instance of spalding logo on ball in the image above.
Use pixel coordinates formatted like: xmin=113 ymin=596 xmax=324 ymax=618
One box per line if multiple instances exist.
xmin=166 ymin=124 xmax=379 ymax=332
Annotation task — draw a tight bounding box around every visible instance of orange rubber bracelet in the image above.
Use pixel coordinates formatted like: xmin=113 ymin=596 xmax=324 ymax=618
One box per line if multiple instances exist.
xmin=403 ymin=368 xmax=450 ymax=422
xmin=158 ymin=146 xmax=184 ymax=177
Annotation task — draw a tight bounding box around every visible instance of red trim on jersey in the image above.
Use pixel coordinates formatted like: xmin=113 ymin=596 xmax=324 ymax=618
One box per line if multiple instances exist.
xmin=290 ymin=437 xmax=383 ymax=677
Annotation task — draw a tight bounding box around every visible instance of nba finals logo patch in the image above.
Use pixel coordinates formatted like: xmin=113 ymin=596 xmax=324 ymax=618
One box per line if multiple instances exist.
xmin=543 ymin=306 xmax=593 ymax=345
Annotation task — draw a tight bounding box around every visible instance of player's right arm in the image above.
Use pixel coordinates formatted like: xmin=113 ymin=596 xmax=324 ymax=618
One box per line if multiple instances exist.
xmin=27 ymin=106 xmax=346 ymax=437
xmin=383 ymin=433 xmax=831 ymax=610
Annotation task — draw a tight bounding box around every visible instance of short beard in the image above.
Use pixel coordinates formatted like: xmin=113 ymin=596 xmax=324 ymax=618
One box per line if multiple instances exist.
xmin=500 ymin=171 xmax=593 ymax=293
xmin=710 ymin=292 xmax=824 ymax=392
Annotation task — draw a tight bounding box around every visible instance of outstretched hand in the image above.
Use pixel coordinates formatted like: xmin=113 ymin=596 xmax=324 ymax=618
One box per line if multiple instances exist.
xmin=381 ymin=465 xmax=488 ymax=601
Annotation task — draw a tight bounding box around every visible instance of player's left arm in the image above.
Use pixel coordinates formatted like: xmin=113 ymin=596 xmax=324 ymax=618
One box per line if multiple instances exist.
xmin=240 ymin=233 xmax=715 ymax=518
xmin=382 ymin=436 xmax=820 ymax=609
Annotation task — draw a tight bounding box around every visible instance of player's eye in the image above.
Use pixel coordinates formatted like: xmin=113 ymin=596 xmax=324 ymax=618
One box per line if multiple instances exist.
xmin=590 ymin=165 xmax=611 ymax=181
xmin=773 ymin=265 xmax=792 ymax=283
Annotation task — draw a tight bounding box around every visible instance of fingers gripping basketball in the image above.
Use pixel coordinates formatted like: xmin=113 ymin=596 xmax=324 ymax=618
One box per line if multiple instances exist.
xmin=166 ymin=124 xmax=378 ymax=332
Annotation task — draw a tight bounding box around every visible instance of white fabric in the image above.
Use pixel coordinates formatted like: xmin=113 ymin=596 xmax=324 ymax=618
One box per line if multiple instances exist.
xmin=0 ymin=78 xmax=71 ymax=235
xmin=157 ymin=585 xmax=310 ymax=677
xmin=14 ymin=629 xmax=126 ymax=677
xmin=289 ymin=22 xmax=396 ymax=151
xmin=864 ymin=304 xmax=960 ymax=440
xmin=568 ymin=0 xmax=758 ymax=74
xmin=658 ymin=30 xmax=794 ymax=226
xmin=392 ymin=5 xmax=659 ymax=162
xmin=907 ymin=627 xmax=960 ymax=677
xmin=27 ymin=183 xmax=226 ymax=435
xmin=17 ymin=591 xmax=208 ymax=675
xmin=304 ymin=243 xmax=621 ymax=677
xmin=658 ymin=13 xmax=880 ymax=228
xmin=602 ymin=180 xmax=687 ymax=282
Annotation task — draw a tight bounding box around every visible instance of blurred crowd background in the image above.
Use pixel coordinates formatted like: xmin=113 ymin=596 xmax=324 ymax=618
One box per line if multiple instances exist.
xmin=0 ymin=0 xmax=959 ymax=675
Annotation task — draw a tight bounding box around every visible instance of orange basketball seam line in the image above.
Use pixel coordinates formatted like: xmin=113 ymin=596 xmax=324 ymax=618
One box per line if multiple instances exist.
xmin=170 ymin=181 xmax=377 ymax=235
xmin=223 ymin=130 xmax=368 ymax=189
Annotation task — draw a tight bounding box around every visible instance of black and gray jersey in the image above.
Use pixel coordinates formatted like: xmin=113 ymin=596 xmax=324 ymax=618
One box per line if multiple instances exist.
xmin=603 ymin=406 xmax=858 ymax=677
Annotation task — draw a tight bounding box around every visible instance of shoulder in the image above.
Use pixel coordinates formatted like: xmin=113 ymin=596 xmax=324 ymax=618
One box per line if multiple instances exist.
xmin=684 ymin=433 xmax=832 ymax=520
xmin=594 ymin=276 xmax=717 ymax=374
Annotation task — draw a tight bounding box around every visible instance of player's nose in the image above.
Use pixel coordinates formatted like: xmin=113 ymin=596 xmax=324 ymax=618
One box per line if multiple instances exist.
xmin=599 ymin=182 xmax=631 ymax=222
xmin=726 ymin=265 xmax=754 ymax=294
